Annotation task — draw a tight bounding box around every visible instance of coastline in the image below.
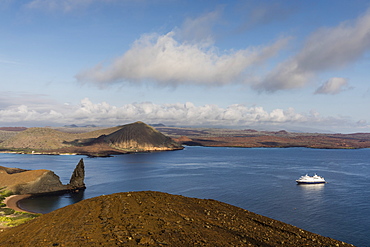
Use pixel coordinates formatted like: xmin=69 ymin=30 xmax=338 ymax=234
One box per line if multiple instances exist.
xmin=4 ymin=195 xmax=34 ymax=214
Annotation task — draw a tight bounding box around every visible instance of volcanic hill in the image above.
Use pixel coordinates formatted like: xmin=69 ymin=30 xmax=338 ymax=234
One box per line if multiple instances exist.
xmin=0 ymin=122 xmax=183 ymax=156
xmin=0 ymin=191 xmax=352 ymax=246
xmin=102 ymin=121 xmax=182 ymax=151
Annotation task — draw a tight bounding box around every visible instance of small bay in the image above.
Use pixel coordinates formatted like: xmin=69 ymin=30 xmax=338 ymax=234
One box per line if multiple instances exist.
xmin=2 ymin=146 xmax=369 ymax=246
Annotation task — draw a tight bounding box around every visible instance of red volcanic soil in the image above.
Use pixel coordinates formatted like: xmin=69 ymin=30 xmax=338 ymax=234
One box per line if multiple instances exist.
xmin=0 ymin=191 xmax=353 ymax=246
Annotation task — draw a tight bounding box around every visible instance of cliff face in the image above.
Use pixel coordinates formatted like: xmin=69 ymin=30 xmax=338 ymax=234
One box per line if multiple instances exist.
xmin=0 ymin=159 xmax=85 ymax=195
xmin=10 ymin=170 xmax=64 ymax=195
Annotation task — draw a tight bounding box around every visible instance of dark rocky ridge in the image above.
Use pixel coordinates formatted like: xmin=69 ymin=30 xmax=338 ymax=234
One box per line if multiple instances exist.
xmin=0 ymin=191 xmax=353 ymax=246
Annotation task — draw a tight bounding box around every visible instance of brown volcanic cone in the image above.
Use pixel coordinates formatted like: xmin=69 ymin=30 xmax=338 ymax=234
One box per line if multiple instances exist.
xmin=0 ymin=191 xmax=352 ymax=246
xmin=103 ymin=121 xmax=183 ymax=151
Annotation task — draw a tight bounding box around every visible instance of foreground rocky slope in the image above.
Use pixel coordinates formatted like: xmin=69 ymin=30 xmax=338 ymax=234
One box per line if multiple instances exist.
xmin=0 ymin=191 xmax=353 ymax=246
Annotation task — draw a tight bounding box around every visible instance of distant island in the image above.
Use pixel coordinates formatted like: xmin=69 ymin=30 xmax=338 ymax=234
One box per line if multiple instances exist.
xmin=1 ymin=122 xmax=370 ymax=157
xmin=0 ymin=121 xmax=183 ymax=157
xmin=159 ymin=127 xmax=370 ymax=149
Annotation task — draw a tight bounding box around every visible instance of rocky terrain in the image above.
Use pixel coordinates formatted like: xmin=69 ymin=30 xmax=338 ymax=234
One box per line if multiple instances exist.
xmin=0 ymin=122 xmax=183 ymax=156
xmin=0 ymin=159 xmax=85 ymax=195
xmin=1 ymin=124 xmax=370 ymax=154
xmin=0 ymin=191 xmax=353 ymax=246
xmin=157 ymin=126 xmax=370 ymax=149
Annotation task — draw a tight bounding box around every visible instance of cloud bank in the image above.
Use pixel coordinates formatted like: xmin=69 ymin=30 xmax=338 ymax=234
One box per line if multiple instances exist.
xmin=76 ymin=32 xmax=289 ymax=87
xmin=76 ymin=8 xmax=370 ymax=92
xmin=255 ymin=9 xmax=370 ymax=92
xmin=0 ymin=98 xmax=366 ymax=132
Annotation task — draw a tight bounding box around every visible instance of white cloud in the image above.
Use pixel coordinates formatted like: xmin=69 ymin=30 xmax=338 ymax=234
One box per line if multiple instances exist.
xmin=76 ymin=31 xmax=289 ymax=87
xmin=76 ymin=7 xmax=370 ymax=92
xmin=315 ymin=77 xmax=351 ymax=95
xmin=254 ymin=8 xmax=370 ymax=92
xmin=0 ymin=97 xmax=365 ymax=132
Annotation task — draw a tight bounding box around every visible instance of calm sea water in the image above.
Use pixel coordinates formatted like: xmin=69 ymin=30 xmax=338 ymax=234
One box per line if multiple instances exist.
xmin=1 ymin=147 xmax=369 ymax=246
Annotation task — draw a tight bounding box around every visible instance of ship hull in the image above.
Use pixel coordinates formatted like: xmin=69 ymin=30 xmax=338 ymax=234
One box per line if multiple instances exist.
xmin=296 ymin=181 xmax=326 ymax=184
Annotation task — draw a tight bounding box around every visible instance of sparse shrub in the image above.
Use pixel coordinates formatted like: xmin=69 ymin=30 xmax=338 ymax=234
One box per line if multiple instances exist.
xmin=0 ymin=190 xmax=13 ymax=202
xmin=0 ymin=216 xmax=11 ymax=222
xmin=5 ymin=217 xmax=34 ymax=227
xmin=5 ymin=212 xmax=40 ymax=227
xmin=0 ymin=208 xmax=15 ymax=215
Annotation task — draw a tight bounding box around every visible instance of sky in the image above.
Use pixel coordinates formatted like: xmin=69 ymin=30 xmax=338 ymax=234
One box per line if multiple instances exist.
xmin=1 ymin=0 xmax=370 ymax=133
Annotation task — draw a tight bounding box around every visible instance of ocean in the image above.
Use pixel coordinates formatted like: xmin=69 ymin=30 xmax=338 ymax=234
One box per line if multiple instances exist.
xmin=2 ymin=147 xmax=369 ymax=246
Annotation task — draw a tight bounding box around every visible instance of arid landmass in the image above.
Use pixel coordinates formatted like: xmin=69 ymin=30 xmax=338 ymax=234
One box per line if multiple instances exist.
xmin=2 ymin=124 xmax=369 ymax=157
xmin=0 ymin=122 xmax=183 ymax=156
xmin=156 ymin=126 xmax=370 ymax=149
xmin=0 ymin=191 xmax=353 ymax=246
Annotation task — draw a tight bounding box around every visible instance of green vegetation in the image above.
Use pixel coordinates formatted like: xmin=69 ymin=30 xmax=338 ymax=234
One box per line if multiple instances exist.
xmin=0 ymin=208 xmax=14 ymax=215
xmin=0 ymin=212 xmax=40 ymax=227
xmin=0 ymin=189 xmax=13 ymax=201
xmin=6 ymin=212 xmax=40 ymax=227
xmin=0 ymin=188 xmax=41 ymax=227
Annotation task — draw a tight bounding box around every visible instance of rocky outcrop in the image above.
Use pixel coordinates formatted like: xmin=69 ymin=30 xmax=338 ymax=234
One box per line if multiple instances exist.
xmin=68 ymin=158 xmax=85 ymax=189
xmin=0 ymin=159 xmax=85 ymax=195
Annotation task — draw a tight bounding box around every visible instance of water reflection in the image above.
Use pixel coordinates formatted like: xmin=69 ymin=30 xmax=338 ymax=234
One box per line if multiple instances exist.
xmin=19 ymin=191 xmax=85 ymax=214
xmin=20 ymin=194 xmax=62 ymax=213
xmin=297 ymin=184 xmax=325 ymax=204
xmin=64 ymin=190 xmax=85 ymax=204
xmin=297 ymin=183 xmax=325 ymax=192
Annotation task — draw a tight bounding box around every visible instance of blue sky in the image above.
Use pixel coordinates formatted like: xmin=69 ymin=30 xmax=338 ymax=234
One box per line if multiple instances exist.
xmin=1 ymin=0 xmax=370 ymax=133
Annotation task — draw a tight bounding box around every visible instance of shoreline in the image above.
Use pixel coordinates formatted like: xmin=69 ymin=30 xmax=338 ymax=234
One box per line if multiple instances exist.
xmin=3 ymin=195 xmax=35 ymax=214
